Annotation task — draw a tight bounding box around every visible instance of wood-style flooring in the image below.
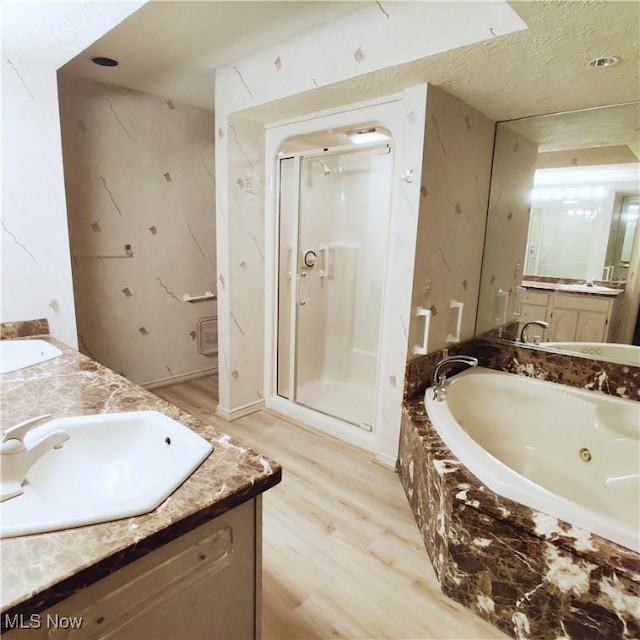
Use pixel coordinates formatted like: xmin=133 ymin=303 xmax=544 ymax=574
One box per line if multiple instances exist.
xmin=154 ymin=376 xmax=507 ymax=640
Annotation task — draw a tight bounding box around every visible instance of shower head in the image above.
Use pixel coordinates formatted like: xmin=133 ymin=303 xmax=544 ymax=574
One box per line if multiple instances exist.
xmin=309 ymin=158 xmax=331 ymax=176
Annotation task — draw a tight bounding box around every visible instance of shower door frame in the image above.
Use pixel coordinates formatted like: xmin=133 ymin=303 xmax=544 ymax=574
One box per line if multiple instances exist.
xmin=276 ymin=142 xmax=394 ymax=431
xmin=263 ymin=88 xmax=428 ymax=465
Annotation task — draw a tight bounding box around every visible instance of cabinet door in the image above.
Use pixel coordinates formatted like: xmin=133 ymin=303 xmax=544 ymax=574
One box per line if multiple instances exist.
xmin=520 ymin=302 xmax=549 ymax=325
xmin=4 ymin=500 xmax=258 ymax=640
xmin=550 ymin=308 xmax=579 ymax=341
xmin=575 ymin=311 xmax=608 ymax=342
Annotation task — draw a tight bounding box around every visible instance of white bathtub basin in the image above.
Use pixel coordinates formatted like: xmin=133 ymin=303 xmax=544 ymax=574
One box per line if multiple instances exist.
xmin=425 ymin=367 xmax=640 ymax=552
xmin=541 ymin=342 xmax=640 ymax=367
xmin=0 ymin=411 xmax=213 ymax=538
xmin=0 ymin=339 xmax=62 ymax=373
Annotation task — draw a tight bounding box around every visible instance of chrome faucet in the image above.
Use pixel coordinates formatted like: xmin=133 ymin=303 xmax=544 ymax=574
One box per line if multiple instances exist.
xmin=431 ymin=355 xmax=478 ymax=401
xmin=520 ymin=320 xmax=550 ymax=345
xmin=1 ymin=414 xmax=69 ymax=502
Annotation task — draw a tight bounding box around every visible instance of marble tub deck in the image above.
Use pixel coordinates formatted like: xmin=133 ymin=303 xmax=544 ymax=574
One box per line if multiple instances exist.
xmin=0 ymin=334 xmax=281 ymax=620
xmin=399 ymin=390 xmax=640 ymax=640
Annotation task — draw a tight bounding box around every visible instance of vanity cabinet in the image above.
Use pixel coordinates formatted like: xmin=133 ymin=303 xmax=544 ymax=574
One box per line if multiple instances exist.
xmin=520 ymin=288 xmax=615 ymax=343
xmin=549 ymin=294 xmax=612 ymax=342
xmin=4 ymin=498 xmax=261 ymax=640
xmin=519 ymin=290 xmax=551 ymax=325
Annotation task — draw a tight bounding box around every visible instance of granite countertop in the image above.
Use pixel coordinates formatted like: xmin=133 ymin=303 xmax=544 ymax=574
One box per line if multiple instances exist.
xmin=402 ymin=394 xmax=640 ymax=582
xmin=0 ymin=336 xmax=282 ymax=617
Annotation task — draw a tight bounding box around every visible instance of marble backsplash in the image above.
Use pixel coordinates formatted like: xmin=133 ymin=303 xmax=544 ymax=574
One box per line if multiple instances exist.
xmin=0 ymin=319 xmax=50 ymax=340
xmin=401 ymin=334 xmax=640 ymax=639
xmin=398 ymin=405 xmax=640 ymax=640
xmin=522 ymin=274 xmax=625 ymax=288
xmin=404 ymin=336 xmax=640 ymax=401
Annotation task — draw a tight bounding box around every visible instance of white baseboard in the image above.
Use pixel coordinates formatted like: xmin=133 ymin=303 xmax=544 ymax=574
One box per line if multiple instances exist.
xmin=143 ymin=367 xmax=218 ymax=391
xmin=374 ymin=451 xmax=397 ymax=470
xmin=216 ymin=399 xmax=265 ymax=421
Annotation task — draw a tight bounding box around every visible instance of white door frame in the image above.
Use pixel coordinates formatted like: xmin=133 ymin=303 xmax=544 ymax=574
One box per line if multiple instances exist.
xmin=264 ymin=86 xmax=427 ymax=466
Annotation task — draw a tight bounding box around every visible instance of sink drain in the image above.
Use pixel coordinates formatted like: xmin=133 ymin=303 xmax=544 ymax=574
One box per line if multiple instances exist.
xmin=579 ymin=447 xmax=592 ymax=463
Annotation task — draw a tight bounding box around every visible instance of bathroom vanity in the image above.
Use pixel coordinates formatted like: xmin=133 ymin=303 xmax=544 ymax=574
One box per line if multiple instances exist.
xmin=520 ymin=281 xmax=622 ymax=342
xmin=0 ymin=322 xmax=281 ymax=639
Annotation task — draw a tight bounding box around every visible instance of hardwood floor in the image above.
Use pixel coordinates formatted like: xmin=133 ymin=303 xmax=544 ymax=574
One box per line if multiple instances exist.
xmin=154 ymin=376 xmax=507 ymax=640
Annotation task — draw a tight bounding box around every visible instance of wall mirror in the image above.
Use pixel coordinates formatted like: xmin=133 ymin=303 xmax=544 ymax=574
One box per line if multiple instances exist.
xmin=476 ymin=102 xmax=640 ymax=366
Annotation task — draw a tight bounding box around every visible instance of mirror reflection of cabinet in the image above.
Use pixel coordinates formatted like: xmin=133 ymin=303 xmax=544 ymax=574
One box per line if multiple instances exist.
xmin=550 ymin=294 xmax=612 ymax=342
xmin=520 ymin=289 xmax=615 ymax=343
xmin=520 ymin=290 xmax=551 ymax=324
xmin=476 ymin=103 xmax=640 ymax=354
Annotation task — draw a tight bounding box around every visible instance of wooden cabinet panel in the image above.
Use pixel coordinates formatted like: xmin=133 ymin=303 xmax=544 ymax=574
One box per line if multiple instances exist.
xmin=549 ymin=308 xmax=579 ymax=342
xmin=4 ymin=499 xmax=259 ymax=640
xmin=554 ymin=294 xmax=611 ymax=314
xmin=574 ymin=311 xmax=609 ymax=342
xmin=522 ymin=291 xmax=550 ymax=307
xmin=520 ymin=302 xmax=550 ymax=324
xmin=521 ymin=286 xmax=614 ymax=343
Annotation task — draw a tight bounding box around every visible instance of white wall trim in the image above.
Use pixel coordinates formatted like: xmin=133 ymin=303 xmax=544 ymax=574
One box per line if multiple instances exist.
xmin=264 ymin=86 xmax=428 ymax=464
xmin=143 ymin=367 xmax=218 ymax=391
xmin=374 ymin=452 xmax=398 ymax=470
xmin=264 ymin=92 xmax=404 ymax=131
xmin=265 ymin=396 xmax=377 ymax=453
xmin=216 ymin=399 xmax=265 ymax=422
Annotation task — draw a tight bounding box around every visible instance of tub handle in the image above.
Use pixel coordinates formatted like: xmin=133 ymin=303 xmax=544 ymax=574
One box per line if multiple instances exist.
xmin=412 ymin=307 xmax=431 ymax=355
xmin=496 ymin=289 xmax=509 ymax=325
xmin=514 ymin=285 xmax=525 ymax=318
xmin=446 ymin=300 xmax=464 ymax=344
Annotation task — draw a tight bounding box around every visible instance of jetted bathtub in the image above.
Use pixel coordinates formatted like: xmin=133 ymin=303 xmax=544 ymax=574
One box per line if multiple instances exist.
xmin=425 ymin=367 xmax=640 ymax=552
xmin=541 ymin=341 xmax=640 ymax=367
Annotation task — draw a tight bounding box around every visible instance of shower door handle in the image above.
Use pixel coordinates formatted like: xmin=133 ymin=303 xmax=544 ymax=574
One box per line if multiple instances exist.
xmin=297 ymin=270 xmax=310 ymax=306
xmin=318 ymin=243 xmax=329 ymax=279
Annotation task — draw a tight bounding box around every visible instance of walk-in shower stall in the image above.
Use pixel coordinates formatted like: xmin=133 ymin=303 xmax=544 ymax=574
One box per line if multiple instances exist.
xmin=264 ymin=88 xmax=427 ymax=461
xmin=276 ymin=138 xmax=393 ymax=430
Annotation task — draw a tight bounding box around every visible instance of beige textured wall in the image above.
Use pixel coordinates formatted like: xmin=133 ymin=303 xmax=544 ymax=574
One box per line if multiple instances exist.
xmin=407 ymin=85 xmax=495 ymax=357
xmin=537 ymin=145 xmax=639 ymax=169
xmin=58 ymin=74 xmax=217 ymax=386
xmin=218 ymin=115 xmax=266 ymax=416
xmin=476 ymin=127 xmax=539 ymax=334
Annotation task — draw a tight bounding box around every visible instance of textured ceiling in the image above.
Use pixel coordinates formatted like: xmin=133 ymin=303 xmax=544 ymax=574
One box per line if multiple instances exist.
xmin=61 ymin=1 xmax=359 ymax=109
xmin=502 ymin=102 xmax=640 ymax=156
xmin=62 ymin=0 xmax=639 ymax=138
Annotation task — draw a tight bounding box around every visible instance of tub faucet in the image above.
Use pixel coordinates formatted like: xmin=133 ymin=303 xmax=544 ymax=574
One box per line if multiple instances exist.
xmin=520 ymin=320 xmax=550 ymax=345
xmin=431 ymin=355 xmax=478 ymax=401
xmin=1 ymin=414 xmax=69 ymax=502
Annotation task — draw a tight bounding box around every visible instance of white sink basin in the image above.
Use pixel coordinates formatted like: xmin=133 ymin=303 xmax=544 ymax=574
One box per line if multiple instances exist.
xmin=557 ymin=283 xmax=620 ymax=295
xmin=0 ymin=339 xmax=62 ymax=373
xmin=0 ymin=411 xmax=213 ymax=538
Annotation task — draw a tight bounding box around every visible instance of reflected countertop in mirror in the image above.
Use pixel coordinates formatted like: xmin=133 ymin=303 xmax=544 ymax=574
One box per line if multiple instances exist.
xmin=521 ymin=279 xmax=623 ymax=296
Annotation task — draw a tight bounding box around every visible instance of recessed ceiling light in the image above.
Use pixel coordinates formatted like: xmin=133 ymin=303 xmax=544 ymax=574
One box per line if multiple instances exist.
xmin=91 ymin=57 xmax=119 ymax=67
xmin=588 ymin=56 xmax=619 ymax=68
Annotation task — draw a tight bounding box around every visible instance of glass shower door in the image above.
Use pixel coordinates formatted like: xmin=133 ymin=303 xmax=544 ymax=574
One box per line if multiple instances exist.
xmin=293 ymin=146 xmax=393 ymax=428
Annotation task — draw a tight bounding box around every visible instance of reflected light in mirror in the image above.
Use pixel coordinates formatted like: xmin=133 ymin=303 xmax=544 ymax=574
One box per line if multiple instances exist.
xmin=525 ymin=163 xmax=639 ymax=281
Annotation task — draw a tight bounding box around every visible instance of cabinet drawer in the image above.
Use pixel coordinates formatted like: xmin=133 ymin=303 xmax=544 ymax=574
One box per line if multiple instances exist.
xmin=554 ymin=293 xmax=612 ymax=313
xmin=523 ymin=291 xmax=550 ymax=306
xmin=4 ymin=500 xmax=258 ymax=640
